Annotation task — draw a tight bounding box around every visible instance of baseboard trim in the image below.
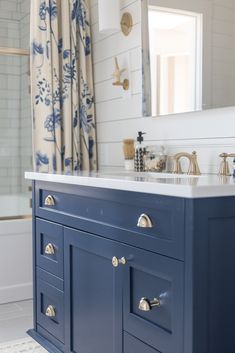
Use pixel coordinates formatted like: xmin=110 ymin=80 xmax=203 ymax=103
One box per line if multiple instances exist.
xmin=27 ymin=329 xmax=63 ymax=353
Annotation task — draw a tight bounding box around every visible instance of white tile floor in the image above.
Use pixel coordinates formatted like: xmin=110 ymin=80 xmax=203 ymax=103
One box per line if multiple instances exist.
xmin=0 ymin=300 xmax=33 ymax=343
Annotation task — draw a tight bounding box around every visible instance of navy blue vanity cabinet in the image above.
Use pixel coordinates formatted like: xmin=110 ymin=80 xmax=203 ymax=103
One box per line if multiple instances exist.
xmin=33 ymin=218 xmax=66 ymax=352
xmin=124 ymin=333 xmax=161 ymax=353
xmin=184 ymin=197 xmax=235 ymax=353
xmin=64 ymin=227 xmax=184 ymax=353
xmin=35 ymin=182 xmax=185 ymax=260
xmin=123 ymin=245 xmax=184 ymax=353
xmin=63 ymin=227 xmax=123 ymax=353
xmin=36 ymin=219 xmax=64 ymax=278
xmin=28 ymin=180 xmax=235 ymax=353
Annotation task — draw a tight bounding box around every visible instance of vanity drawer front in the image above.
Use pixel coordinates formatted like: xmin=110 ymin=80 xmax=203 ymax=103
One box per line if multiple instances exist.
xmin=36 ymin=183 xmax=184 ymax=260
xmin=123 ymin=245 xmax=184 ymax=353
xmin=124 ymin=332 xmax=160 ymax=353
xmin=36 ymin=278 xmax=64 ymax=344
xmin=36 ymin=219 xmax=64 ymax=278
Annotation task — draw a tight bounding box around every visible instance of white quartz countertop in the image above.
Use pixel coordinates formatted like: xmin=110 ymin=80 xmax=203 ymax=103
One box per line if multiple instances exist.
xmin=25 ymin=170 xmax=235 ymax=198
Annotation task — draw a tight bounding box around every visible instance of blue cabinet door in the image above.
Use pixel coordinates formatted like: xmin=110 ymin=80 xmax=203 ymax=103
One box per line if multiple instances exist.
xmin=122 ymin=244 xmax=184 ymax=353
xmin=124 ymin=332 xmax=160 ymax=353
xmin=64 ymin=227 xmax=123 ymax=353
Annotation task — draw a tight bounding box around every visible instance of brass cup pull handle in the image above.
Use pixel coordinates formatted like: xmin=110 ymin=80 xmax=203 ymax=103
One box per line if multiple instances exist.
xmin=44 ymin=195 xmax=55 ymax=206
xmin=45 ymin=243 xmax=55 ymax=255
xmin=45 ymin=305 xmax=56 ymax=318
xmin=138 ymin=297 xmax=160 ymax=311
xmin=137 ymin=214 xmax=153 ymax=228
xmin=112 ymin=256 xmax=126 ymax=267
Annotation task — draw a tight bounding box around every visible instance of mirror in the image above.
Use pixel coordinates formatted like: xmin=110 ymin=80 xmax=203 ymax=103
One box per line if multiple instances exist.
xmin=142 ymin=0 xmax=235 ymax=116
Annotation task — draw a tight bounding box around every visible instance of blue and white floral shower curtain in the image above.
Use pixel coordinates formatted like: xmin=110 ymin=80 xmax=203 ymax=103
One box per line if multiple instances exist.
xmin=30 ymin=0 xmax=97 ymax=172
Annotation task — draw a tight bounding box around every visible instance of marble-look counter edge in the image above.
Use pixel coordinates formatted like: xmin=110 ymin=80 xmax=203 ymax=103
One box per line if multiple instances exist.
xmin=25 ymin=172 xmax=235 ymax=199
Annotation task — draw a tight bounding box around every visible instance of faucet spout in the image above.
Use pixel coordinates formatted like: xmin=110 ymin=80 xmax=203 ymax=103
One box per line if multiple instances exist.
xmin=173 ymin=151 xmax=201 ymax=176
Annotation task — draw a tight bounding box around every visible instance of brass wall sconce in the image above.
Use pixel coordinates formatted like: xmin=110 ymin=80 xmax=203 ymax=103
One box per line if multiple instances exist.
xmin=112 ymin=57 xmax=130 ymax=91
xmin=121 ymin=12 xmax=133 ymax=36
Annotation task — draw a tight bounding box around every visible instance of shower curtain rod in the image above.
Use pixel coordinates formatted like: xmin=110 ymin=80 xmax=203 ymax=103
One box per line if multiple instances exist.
xmin=0 ymin=47 xmax=29 ymax=56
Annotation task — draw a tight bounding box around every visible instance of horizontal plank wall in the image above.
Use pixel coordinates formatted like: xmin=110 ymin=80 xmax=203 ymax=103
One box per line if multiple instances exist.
xmin=212 ymin=0 xmax=235 ymax=108
xmin=90 ymin=0 xmax=142 ymax=122
xmin=90 ymin=0 xmax=235 ymax=174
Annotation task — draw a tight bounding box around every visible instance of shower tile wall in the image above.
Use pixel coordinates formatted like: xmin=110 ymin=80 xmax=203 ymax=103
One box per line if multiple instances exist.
xmin=0 ymin=0 xmax=31 ymax=195
xmin=19 ymin=0 xmax=31 ymax=193
xmin=0 ymin=0 xmax=21 ymax=194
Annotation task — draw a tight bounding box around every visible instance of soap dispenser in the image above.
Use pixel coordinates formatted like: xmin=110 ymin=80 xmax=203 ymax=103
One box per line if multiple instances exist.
xmin=134 ymin=132 xmax=146 ymax=172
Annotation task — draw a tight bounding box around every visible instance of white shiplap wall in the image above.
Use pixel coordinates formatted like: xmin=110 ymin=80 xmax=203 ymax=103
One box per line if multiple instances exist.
xmin=91 ymin=0 xmax=235 ymax=174
xmin=91 ymin=0 xmax=142 ymax=122
xmin=212 ymin=0 xmax=235 ymax=108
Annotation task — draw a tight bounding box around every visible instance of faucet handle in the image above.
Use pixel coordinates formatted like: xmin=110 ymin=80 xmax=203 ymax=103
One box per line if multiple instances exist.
xmin=188 ymin=151 xmax=201 ymax=176
xmin=219 ymin=153 xmax=231 ymax=176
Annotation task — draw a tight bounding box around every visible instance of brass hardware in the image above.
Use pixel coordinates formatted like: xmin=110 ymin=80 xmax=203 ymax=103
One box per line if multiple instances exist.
xmin=29 ymin=185 xmax=32 ymax=209
xmin=45 ymin=243 xmax=55 ymax=255
xmin=0 ymin=47 xmax=29 ymax=56
xmin=112 ymin=57 xmax=130 ymax=91
xmin=137 ymin=214 xmax=153 ymax=228
xmin=138 ymin=297 xmax=160 ymax=311
xmin=0 ymin=215 xmax=32 ymax=221
xmin=44 ymin=195 xmax=55 ymax=206
xmin=45 ymin=305 xmax=56 ymax=318
xmin=112 ymin=256 xmax=126 ymax=267
xmin=218 ymin=153 xmax=235 ymax=176
xmin=173 ymin=151 xmax=201 ymax=176
xmin=113 ymin=79 xmax=129 ymax=90
xmin=121 ymin=12 xmax=133 ymax=36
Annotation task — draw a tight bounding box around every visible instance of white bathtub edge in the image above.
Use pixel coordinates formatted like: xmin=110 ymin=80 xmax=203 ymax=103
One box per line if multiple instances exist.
xmin=0 ymin=282 xmax=32 ymax=305
xmin=0 ymin=218 xmax=33 ymax=304
xmin=0 ymin=218 xmax=32 ymax=236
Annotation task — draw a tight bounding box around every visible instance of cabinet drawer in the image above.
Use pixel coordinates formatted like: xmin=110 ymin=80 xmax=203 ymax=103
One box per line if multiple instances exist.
xmin=123 ymin=245 xmax=184 ymax=353
xmin=36 ymin=219 xmax=63 ymax=278
xmin=124 ymin=332 xmax=160 ymax=353
xmin=36 ymin=182 xmax=185 ymax=260
xmin=36 ymin=278 xmax=64 ymax=344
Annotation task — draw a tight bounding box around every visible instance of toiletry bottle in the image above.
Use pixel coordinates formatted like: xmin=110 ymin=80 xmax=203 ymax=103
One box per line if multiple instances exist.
xmin=159 ymin=145 xmax=167 ymax=172
xmin=123 ymin=139 xmax=135 ymax=171
xmin=233 ymin=158 xmax=235 ymax=177
xmin=134 ymin=132 xmax=146 ymax=172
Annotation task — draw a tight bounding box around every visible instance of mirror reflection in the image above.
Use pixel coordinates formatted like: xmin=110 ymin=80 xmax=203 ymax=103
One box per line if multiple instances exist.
xmin=143 ymin=0 xmax=235 ymax=116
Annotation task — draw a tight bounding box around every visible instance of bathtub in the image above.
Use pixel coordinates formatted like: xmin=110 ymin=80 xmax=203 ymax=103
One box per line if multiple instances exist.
xmin=0 ymin=194 xmax=32 ymax=304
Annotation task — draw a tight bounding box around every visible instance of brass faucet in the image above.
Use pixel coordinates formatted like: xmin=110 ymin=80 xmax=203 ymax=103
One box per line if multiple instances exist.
xmin=173 ymin=151 xmax=201 ymax=175
xmin=219 ymin=153 xmax=235 ymax=176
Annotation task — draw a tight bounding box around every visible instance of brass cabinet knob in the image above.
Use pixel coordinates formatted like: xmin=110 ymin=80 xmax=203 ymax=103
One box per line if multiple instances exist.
xmin=137 ymin=214 xmax=153 ymax=228
xmin=112 ymin=256 xmax=126 ymax=267
xmin=44 ymin=195 xmax=55 ymax=206
xmin=45 ymin=305 xmax=56 ymax=318
xmin=45 ymin=243 xmax=55 ymax=255
xmin=138 ymin=297 xmax=160 ymax=311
